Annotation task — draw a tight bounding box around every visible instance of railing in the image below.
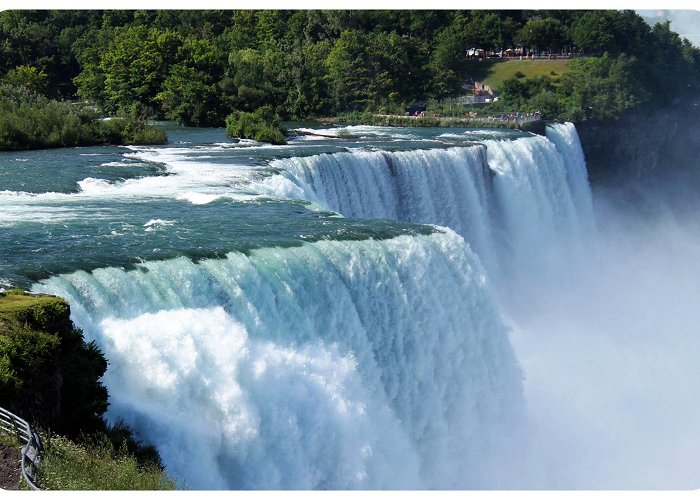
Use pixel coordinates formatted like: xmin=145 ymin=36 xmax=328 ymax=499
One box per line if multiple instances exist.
xmin=0 ymin=406 xmax=43 ymax=490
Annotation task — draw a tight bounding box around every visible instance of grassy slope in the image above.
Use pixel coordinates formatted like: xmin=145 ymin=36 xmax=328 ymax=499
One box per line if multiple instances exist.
xmin=0 ymin=292 xmax=68 ymax=323
xmin=464 ymin=59 xmax=571 ymax=91
xmin=39 ymin=435 xmax=177 ymax=490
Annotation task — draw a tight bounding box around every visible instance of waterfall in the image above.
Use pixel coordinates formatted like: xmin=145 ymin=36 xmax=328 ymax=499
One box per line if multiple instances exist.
xmin=269 ymin=123 xmax=595 ymax=282
xmin=268 ymin=147 xmax=500 ymax=274
xmin=34 ymin=230 xmax=524 ymax=489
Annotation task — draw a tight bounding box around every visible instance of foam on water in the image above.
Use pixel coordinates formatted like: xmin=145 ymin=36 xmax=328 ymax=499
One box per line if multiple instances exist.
xmin=13 ymin=121 xmax=700 ymax=490
xmin=293 ymin=125 xmax=422 ymax=140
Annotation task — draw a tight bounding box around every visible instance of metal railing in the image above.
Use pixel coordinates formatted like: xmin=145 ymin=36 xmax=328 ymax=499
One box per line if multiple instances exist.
xmin=0 ymin=406 xmax=43 ymax=490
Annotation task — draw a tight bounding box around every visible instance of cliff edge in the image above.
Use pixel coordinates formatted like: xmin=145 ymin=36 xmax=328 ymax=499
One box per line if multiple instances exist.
xmin=576 ymin=96 xmax=700 ymax=186
xmin=0 ymin=291 xmax=108 ymax=438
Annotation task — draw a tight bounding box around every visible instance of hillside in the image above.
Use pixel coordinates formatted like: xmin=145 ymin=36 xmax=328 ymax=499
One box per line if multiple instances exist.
xmin=2 ymin=10 xmax=697 ymax=127
xmin=465 ymin=59 xmax=572 ymax=91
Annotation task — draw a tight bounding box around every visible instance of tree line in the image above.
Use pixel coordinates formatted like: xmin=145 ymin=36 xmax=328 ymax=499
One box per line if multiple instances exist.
xmin=1 ymin=10 xmax=699 ymax=128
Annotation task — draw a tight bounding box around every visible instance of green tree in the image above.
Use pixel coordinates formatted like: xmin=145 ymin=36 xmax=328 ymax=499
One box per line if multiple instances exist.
xmin=156 ymin=65 xmax=223 ymax=126
xmin=516 ymin=17 xmax=567 ymax=53
xmin=98 ymin=26 xmax=181 ymax=117
xmin=223 ymin=47 xmax=285 ymax=113
xmin=429 ymin=26 xmax=465 ymax=98
xmin=557 ymin=54 xmax=648 ymax=120
xmin=466 ymin=12 xmax=507 ymax=50
xmin=2 ymin=65 xmax=48 ymax=94
xmin=155 ymin=36 xmax=227 ymax=126
xmin=225 ymin=105 xmax=286 ymax=144
xmin=325 ymin=29 xmax=425 ymax=112
xmin=282 ymin=41 xmax=333 ymax=119
xmin=325 ymin=30 xmax=372 ymax=111
xmin=571 ymin=11 xmax=618 ymax=54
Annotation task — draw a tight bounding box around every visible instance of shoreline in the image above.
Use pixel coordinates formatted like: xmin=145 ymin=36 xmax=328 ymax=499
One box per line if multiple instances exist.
xmin=316 ymin=114 xmax=548 ymax=134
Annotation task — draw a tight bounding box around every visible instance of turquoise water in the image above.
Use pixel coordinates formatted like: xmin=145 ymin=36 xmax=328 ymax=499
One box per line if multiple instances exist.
xmin=0 ymin=124 xmax=529 ymax=289
xmin=6 ymin=124 xmax=509 ymax=288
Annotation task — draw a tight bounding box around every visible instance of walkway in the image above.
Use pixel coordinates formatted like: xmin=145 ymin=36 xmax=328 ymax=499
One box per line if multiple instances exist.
xmin=0 ymin=443 xmax=21 ymax=490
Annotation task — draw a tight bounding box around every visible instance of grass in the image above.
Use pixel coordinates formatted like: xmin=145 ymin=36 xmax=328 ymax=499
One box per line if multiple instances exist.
xmin=38 ymin=433 xmax=178 ymax=490
xmin=0 ymin=290 xmax=73 ymax=341
xmin=464 ymin=59 xmax=572 ymax=91
xmin=3 ymin=425 xmax=178 ymax=491
xmin=0 ymin=292 xmax=66 ymax=321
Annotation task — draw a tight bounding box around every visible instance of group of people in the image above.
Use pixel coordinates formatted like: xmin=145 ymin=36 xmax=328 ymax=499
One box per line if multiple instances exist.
xmin=499 ymin=111 xmax=542 ymax=122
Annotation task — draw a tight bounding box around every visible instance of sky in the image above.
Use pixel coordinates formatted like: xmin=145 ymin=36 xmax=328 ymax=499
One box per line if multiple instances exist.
xmin=637 ymin=9 xmax=700 ymax=47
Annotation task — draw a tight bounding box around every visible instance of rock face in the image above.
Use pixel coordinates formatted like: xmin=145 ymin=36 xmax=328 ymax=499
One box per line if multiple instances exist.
xmin=0 ymin=291 xmax=108 ymax=438
xmin=576 ymin=95 xmax=700 ymax=185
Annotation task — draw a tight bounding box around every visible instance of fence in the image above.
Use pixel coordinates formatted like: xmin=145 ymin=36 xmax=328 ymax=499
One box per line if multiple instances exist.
xmin=0 ymin=406 xmax=43 ymax=490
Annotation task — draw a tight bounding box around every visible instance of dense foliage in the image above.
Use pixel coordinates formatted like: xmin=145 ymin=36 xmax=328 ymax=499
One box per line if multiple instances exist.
xmin=492 ymin=13 xmax=700 ymax=120
xmin=0 ymin=84 xmax=166 ymax=151
xmin=0 ymin=290 xmax=167 ymax=480
xmin=225 ymin=105 xmax=287 ymax=144
xmin=1 ymin=9 xmax=699 ymax=130
xmin=0 ymin=291 xmax=107 ymax=437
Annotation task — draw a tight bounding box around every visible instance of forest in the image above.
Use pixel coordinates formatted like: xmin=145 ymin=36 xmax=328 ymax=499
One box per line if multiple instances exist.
xmin=1 ymin=10 xmax=699 ymax=132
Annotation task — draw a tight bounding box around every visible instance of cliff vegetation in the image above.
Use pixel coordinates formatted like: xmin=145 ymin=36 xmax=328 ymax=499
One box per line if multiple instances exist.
xmin=0 ymin=290 xmax=175 ymax=489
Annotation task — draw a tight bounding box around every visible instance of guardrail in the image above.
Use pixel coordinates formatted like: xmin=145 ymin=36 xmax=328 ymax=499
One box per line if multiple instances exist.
xmin=0 ymin=406 xmax=43 ymax=490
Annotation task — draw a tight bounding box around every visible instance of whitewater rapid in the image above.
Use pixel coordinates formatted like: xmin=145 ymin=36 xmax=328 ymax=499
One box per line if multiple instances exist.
xmin=27 ymin=122 xmax=587 ymax=489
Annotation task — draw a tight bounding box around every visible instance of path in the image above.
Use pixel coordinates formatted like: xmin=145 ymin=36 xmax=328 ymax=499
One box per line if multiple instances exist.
xmin=0 ymin=443 xmax=21 ymax=490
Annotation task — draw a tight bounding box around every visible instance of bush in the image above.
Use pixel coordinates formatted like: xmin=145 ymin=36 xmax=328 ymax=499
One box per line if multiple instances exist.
xmin=0 ymin=84 xmax=167 ymax=151
xmin=225 ymin=105 xmax=287 ymax=145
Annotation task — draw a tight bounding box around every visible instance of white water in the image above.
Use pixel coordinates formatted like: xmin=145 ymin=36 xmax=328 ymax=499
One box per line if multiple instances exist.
xmin=270 ymin=124 xmax=595 ymax=283
xmin=268 ymin=147 xmax=499 ymax=272
xmin=35 ymin=231 xmax=524 ymax=489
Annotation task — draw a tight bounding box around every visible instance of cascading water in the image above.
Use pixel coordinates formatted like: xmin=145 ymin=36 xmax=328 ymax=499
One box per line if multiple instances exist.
xmin=34 ymin=230 xmax=524 ymax=489
xmin=269 ymin=123 xmax=595 ymax=283
xmin=268 ymin=146 xmax=500 ymax=275
xmin=484 ymin=123 xmax=595 ymax=281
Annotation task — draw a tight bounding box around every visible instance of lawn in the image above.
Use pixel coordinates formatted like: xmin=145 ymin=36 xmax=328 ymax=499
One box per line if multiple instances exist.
xmin=464 ymin=59 xmax=572 ymax=91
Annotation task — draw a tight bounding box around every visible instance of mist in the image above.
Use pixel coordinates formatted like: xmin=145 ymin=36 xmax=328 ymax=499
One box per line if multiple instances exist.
xmin=499 ymin=174 xmax=700 ymax=488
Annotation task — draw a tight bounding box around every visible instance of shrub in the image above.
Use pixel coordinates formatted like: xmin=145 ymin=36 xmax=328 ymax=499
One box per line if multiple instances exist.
xmin=225 ymin=105 xmax=287 ymax=145
xmin=0 ymin=84 xmax=167 ymax=151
